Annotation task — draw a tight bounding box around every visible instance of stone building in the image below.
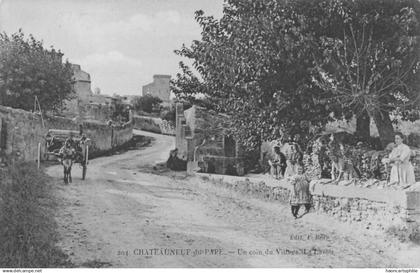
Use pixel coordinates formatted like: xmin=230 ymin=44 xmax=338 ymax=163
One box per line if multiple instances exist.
xmin=84 ymin=94 xmax=120 ymax=122
xmin=71 ymin=64 xmax=92 ymax=101
xmin=62 ymin=64 xmax=131 ymax=122
xmin=175 ymin=103 xmax=244 ymax=175
xmin=63 ymin=64 xmax=93 ymax=117
xmin=142 ymin=75 xmax=171 ymax=105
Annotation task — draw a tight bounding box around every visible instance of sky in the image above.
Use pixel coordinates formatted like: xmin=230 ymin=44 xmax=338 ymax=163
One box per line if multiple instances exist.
xmin=0 ymin=0 xmax=223 ymax=96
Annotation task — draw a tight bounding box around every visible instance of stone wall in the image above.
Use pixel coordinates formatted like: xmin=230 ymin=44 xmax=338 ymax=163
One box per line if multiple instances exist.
xmin=0 ymin=105 xmax=134 ymax=162
xmin=195 ymin=172 xmax=420 ymax=233
xmin=112 ymin=123 xmax=134 ymax=148
xmin=0 ymin=106 xmax=47 ymax=161
xmin=80 ymin=103 xmax=113 ymax=122
xmin=309 ymin=180 xmax=418 ymax=230
xmin=133 ymin=115 xmax=175 ymax=135
xmin=176 ymin=103 xmax=245 ymax=175
xmin=44 ymin=115 xmax=80 ymax=131
xmin=82 ymin=122 xmax=113 ymax=153
xmin=45 ymin=115 xmax=133 ymax=154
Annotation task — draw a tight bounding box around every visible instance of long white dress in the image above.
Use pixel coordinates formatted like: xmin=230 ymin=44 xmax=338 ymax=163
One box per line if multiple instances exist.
xmin=389 ymin=143 xmax=415 ymax=185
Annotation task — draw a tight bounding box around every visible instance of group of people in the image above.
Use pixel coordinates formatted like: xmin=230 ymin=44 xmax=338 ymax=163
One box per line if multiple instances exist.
xmin=266 ymin=136 xmax=311 ymax=219
xmin=268 ymin=139 xmax=303 ymax=180
xmin=268 ymin=132 xmax=417 ymax=219
xmin=326 ymin=132 xmax=416 ymax=186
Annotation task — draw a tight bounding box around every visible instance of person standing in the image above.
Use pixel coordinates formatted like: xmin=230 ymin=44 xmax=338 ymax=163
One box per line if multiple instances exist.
xmin=289 ymin=165 xmax=312 ymax=219
xmin=389 ymin=132 xmax=416 ymax=186
xmin=284 ymin=143 xmax=301 ymax=177
xmin=268 ymin=145 xmax=287 ymax=179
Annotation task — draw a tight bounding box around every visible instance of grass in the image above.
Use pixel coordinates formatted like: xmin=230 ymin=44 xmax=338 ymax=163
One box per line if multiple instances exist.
xmin=0 ymin=161 xmax=72 ymax=268
xmin=386 ymin=223 xmax=420 ymax=245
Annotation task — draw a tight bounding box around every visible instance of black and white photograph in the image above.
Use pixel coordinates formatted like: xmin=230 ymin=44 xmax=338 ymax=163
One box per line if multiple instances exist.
xmin=0 ymin=0 xmax=420 ymax=270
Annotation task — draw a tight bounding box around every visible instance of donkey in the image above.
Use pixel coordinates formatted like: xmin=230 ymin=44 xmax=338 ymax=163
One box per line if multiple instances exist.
xmin=59 ymin=140 xmax=76 ymax=184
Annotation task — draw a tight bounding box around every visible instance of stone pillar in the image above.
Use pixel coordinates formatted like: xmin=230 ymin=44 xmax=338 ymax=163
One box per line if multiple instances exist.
xmin=0 ymin=118 xmax=5 ymax=166
xmin=175 ymin=103 xmax=183 ymax=149
xmin=235 ymin=140 xmax=244 ymax=158
xmin=406 ymin=190 xmax=420 ymax=223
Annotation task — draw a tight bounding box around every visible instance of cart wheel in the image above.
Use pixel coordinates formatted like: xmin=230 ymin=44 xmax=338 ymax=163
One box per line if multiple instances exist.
xmin=37 ymin=143 xmax=41 ymax=169
xmin=82 ymin=165 xmax=87 ymax=180
xmin=43 ymin=143 xmax=49 ymax=160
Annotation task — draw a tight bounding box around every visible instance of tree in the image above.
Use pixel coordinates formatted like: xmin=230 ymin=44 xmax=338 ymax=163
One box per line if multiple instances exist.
xmin=111 ymin=101 xmax=130 ymax=123
xmin=172 ymin=0 xmax=333 ymax=150
xmin=132 ymin=94 xmax=162 ymax=113
xmin=173 ymin=0 xmax=420 ymax=149
xmin=311 ymin=0 xmax=420 ymax=146
xmin=0 ymin=30 xmax=75 ymax=112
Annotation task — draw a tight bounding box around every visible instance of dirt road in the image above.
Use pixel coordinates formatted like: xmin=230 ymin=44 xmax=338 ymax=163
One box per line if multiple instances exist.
xmin=47 ymin=130 xmax=418 ymax=268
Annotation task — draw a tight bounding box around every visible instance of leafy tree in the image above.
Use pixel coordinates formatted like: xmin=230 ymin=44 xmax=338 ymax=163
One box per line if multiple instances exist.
xmin=132 ymin=94 xmax=162 ymax=113
xmin=0 ymin=30 xmax=74 ymax=112
xmin=311 ymin=0 xmax=420 ymax=146
xmin=173 ymin=0 xmax=420 ymax=149
xmin=172 ymin=0 xmax=333 ymax=150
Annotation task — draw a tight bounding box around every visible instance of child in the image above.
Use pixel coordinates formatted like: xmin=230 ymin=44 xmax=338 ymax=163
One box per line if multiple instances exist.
xmin=289 ymin=165 xmax=312 ymax=219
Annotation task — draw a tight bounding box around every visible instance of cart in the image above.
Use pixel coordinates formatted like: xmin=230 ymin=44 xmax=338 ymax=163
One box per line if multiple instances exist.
xmin=43 ymin=129 xmax=90 ymax=180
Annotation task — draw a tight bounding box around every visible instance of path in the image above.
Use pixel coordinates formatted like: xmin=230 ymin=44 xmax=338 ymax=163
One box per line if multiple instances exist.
xmin=47 ymin=130 xmax=417 ymax=267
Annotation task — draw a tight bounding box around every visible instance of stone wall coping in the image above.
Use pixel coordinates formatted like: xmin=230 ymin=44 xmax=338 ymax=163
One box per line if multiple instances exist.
xmin=1 ymin=105 xmax=134 ymax=161
xmin=194 ymin=173 xmax=414 ymax=208
xmin=134 ymin=114 xmax=162 ymax=122
xmin=309 ymin=180 xmax=407 ymax=207
xmin=0 ymin=105 xmax=42 ymax=116
xmin=202 ymin=155 xmax=244 ymax=160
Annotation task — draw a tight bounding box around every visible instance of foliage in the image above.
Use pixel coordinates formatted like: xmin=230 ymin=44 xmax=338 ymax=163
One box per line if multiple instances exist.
xmin=172 ymin=0 xmax=420 ymax=150
xmin=132 ymin=94 xmax=162 ymax=113
xmin=111 ymin=99 xmax=130 ymax=123
xmin=160 ymin=106 xmax=176 ymax=122
xmin=0 ymin=162 xmax=71 ymax=267
xmin=172 ymin=0 xmax=343 ymax=150
xmin=0 ymin=30 xmax=75 ymax=112
xmin=311 ymin=0 xmax=420 ymax=146
xmin=159 ymin=102 xmax=194 ymax=122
